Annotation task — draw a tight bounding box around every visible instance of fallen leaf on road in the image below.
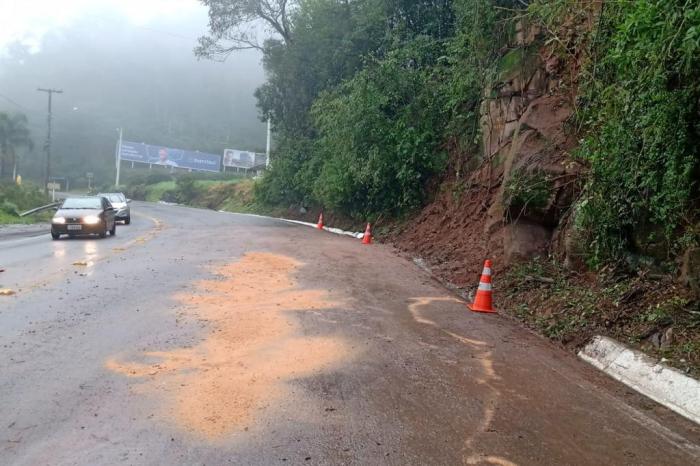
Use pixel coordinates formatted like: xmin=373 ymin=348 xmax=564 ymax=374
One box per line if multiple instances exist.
xmin=0 ymin=288 xmax=16 ymax=296
xmin=72 ymin=261 xmax=88 ymax=266
xmin=112 ymin=247 xmax=126 ymax=252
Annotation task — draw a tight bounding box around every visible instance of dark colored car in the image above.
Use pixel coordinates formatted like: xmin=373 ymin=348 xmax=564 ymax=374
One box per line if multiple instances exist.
xmin=98 ymin=192 xmax=131 ymax=224
xmin=51 ymin=196 xmax=117 ymax=240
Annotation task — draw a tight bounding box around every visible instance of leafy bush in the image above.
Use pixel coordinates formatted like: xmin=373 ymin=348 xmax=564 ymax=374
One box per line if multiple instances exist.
xmin=124 ymin=184 xmax=147 ymax=201
xmin=569 ymin=0 xmax=700 ymax=265
xmin=146 ymin=172 xmax=173 ymax=185
xmin=0 ymin=182 xmax=48 ymax=212
xmin=503 ymin=169 xmax=553 ymax=216
xmin=254 ymin=0 xmax=518 ymax=219
xmin=1 ymin=200 xmax=19 ymax=215
xmin=311 ymin=38 xmax=450 ymax=217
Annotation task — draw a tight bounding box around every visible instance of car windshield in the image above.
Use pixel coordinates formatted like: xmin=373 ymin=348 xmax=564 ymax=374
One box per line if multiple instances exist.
xmin=103 ymin=194 xmax=124 ymax=203
xmin=61 ymin=197 xmax=102 ymax=209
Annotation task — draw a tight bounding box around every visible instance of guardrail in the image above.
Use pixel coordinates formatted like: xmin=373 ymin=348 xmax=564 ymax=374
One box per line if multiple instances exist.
xmin=19 ymin=202 xmax=61 ymax=217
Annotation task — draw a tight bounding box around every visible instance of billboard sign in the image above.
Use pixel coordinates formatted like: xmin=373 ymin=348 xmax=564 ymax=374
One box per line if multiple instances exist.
xmin=119 ymin=141 xmax=221 ymax=172
xmin=223 ymin=149 xmax=267 ymax=169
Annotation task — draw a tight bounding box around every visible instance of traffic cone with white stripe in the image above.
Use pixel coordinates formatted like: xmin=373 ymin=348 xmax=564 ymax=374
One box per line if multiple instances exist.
xmin=468 ymin=260 xmax=496 ymax=313
xmin=317 ymin=213 xmax=324 ymax=230
xmin=362 ymin=223 xmax=372 ymax=244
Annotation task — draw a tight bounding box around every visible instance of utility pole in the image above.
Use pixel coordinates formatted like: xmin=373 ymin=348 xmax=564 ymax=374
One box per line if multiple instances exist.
xmin=37 ymin=87 xmax=63 ymax=194
xmin=115 ymin=128 xmax=123 ymax=186
xmin=265 ymin=117 xmax=271 ymax=168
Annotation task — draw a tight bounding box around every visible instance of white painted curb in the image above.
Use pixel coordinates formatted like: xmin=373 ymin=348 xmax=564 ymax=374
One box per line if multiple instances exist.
xmin=217 ymin=210 xmax=365 ymax=239
xmin=579 ymin=336 xmax=700 ymax=425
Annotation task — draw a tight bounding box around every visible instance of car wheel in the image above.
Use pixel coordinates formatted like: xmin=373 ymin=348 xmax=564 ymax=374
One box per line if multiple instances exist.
xmin=125 ymin=216 xmax=131 ymax=225
xmin=110 ymin=222 xmax=116 ymax=236
xmin=51 ymin=231 xmax=60 ymax=240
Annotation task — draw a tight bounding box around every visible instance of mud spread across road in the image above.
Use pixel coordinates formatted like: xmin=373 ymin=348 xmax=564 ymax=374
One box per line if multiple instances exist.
xmin=107 ymin=252 xmax=351 ymax=438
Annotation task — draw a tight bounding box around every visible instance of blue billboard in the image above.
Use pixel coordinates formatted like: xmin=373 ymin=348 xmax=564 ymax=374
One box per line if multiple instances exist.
xmin=119 ymin=141 xmax=221 ymax=172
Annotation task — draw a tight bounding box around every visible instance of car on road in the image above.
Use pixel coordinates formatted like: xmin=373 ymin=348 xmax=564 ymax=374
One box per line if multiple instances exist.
xmin=51 ymin=196 xmax=117 ymax=240
xmin=98 ymin=192 xmax=131 ymax=224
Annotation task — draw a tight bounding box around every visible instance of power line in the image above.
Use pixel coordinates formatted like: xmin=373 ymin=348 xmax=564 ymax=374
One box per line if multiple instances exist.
xmin=0 ymin=92 xmax=31 ymax=112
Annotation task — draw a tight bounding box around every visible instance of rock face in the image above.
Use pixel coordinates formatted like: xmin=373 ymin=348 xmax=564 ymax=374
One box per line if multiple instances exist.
xmin=395 ymin=20 xmax=584 ymax=284
xmin=680 ymin=247 xmax=700 ymax=294
xmin=480 ymin=20 xmax=579 ymax=267
xmin=503 ymin=221 xmax=551 ymax=263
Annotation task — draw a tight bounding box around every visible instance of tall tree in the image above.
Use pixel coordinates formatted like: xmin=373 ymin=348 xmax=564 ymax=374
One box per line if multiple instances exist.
xmin=196 ymin=0 xmax=296 ymax=58
xmin=255 ymin=0 xmax=386 ymax=133
xmin=0 ymin=112 xmax=33 ymax=182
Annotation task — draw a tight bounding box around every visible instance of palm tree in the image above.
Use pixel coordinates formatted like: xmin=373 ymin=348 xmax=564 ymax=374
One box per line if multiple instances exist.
xmin=0 ymin=112 xmax=33 ymax=182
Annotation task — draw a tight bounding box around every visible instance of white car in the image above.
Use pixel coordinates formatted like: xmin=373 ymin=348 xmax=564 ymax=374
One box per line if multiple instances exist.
xmin=98 ymin=192 xmax=131 ymax=224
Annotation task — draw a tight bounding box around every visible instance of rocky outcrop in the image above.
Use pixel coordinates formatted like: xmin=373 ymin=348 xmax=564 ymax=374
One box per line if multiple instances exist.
xmin=395 ymin=20 xmax=584 ymax=282
xmin=480 ymin=20 xmax=580 ymax=266
xmin=680 ymin=246 xmax=700 ymax=294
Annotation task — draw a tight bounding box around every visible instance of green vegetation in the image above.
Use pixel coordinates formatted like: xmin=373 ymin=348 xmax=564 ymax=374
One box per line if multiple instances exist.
xmin=144 ymin=181 xmax=176 ymax=202
xmin=0 ymin=112 xmax=33 ymax=182
xmin=204 ymin=0 xmax=699 ymax=268
xmin=231 ymin=0 xmax=514 ymax=218
xmin=502 ymin=258 xmax=700 ymax=375
xmin=122 ymin=172 xmax=258 ymax=212
xmin=503 ymin=169 xmax=553 ymax=217
xmin=529 ymin=0 xmax=700 ymax=265
xmin=0 ymin=182 xmax=51 ymax=224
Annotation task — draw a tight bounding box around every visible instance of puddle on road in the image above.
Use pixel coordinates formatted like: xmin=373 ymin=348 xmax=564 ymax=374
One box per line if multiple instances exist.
xmin=106 ymin=252 xmax=348 ymax=439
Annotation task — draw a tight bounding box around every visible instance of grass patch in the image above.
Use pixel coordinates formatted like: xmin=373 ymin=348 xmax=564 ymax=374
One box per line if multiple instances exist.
xmin=144 ymin=181 xmax=176 ymax=202
xmin=0 ymin=182 xmax=52 ymax=225
xmin=125 ymin=174 xmax=261 ymax=214
xmin=0 ymin=210 xmax=53 ymax=225
xmin=500 ymin=258 xmax=700 ymax=377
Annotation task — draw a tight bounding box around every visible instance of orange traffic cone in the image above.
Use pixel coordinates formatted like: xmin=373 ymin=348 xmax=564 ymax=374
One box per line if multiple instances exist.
xmin=317 ymin=213 xmax=324 ymax=229
xmin=468 ymin=260 xmax=496 ymax=313
xmin=362 ymin=223 xmax=372 ymax=244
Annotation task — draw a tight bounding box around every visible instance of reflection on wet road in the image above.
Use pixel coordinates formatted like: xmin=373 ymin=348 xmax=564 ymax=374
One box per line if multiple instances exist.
xmin=0 ymin=209 xmax=161 ymax=293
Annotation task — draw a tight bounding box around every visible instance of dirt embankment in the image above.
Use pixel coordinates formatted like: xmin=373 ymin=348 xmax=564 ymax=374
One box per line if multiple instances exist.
xmin=391 ymin=17 xmax=581 ymax=286
xmin=388 ymin=17 xmax=700 ymax=376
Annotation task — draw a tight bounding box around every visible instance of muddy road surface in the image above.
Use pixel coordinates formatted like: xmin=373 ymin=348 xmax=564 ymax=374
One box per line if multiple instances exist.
xmin=1 ymin=202 xmax=698 ymax=465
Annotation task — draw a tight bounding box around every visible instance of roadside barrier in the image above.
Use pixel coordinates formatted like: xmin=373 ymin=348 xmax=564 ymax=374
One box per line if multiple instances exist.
xmin=468 ymin=260 xmax=496 ymax=313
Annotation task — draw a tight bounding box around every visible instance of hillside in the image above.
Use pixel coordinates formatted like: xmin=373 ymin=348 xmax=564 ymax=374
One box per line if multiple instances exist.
xmin=193 ymin=0 xmax=700 ymax=373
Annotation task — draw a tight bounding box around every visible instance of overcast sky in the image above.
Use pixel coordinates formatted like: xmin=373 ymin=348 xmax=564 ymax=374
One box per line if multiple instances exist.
xmin=0 ymin=0 xmax=267 ymax=181
xmin=0 ymin=0 xmax=205 ymax=54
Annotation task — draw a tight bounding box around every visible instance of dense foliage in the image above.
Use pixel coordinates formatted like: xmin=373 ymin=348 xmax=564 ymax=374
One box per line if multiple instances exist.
xmin=250 ymin=0 xmax=515 ymax=218
xmin=0 ymin=181 xmax=49 ymax=223
xmin=203 ymin=0 xmax=700 ymax=265
xmin=570 ymin=0 xmax=700 ymax=264
xmin=0 ymin=112 xmax=32 ymax=182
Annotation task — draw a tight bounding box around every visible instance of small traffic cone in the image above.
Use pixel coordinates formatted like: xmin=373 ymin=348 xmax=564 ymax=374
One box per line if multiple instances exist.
xmin=362 ymin=223 xmax=372 ymax=244
xmin=317 ymin=213 xmax=324 ymax=229
xmin=468 ymin=260 xmax=496 ymax=313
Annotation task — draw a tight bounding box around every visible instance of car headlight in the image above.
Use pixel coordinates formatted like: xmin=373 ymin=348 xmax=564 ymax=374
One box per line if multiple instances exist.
xmin=52 ymin=217 xmax=66 ymax=224
xmin=83 ymin=215 xmax=101 ymax=225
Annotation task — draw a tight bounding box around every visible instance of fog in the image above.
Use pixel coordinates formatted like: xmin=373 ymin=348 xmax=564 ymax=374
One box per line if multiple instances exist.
xmin=0 ymin=3 xmax=266 ymax=186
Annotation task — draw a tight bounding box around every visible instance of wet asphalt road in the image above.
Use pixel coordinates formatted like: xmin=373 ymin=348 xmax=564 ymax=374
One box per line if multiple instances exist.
xmin=0 ymin=202 xmax=699 ymax=465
